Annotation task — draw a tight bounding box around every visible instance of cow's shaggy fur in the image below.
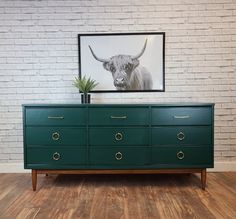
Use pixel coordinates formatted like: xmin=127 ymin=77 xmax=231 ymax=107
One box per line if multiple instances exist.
xmin=103 ymin=55 xmax=153 ymax=90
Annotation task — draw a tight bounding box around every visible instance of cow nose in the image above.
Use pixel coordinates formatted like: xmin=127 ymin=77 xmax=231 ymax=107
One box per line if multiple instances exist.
xmin=114 ymin=78 xmax=125 ymax=87
xmin=115 ymin=78 xmax=124 ymax=83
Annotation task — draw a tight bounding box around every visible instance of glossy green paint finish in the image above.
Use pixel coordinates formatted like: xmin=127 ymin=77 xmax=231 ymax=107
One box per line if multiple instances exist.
xmin=23 ymin=103 xmax=214 ymax=170
xmin=90 ymin=147 xmax=149 ymax=166
xmin=89 ymin=127 xmax=149 ymax=146
xmin=152 ymin=126 xmax=212 ymax=146
xmin=151 ymin=147 xmax=213 ymax=166
xmin=152 ymin=107 xmax=212 ymax=125
xmin=26 ymin=148 xmax=87 ymax=166
xmin=25 ymin=107 xmax=86 ymax=126
xmin=88 ymin=107 xmax=149 ymax=126
xmin=26 ymin=127 xmax=87 ymax=146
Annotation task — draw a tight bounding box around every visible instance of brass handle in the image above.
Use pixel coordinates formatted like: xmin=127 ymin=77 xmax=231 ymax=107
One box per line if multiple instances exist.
xmin=110 ymin=116 xmax=127 ymax=119
xmin=115 ymin=152 xmax=123 ymax=160
xmin=177 ymin=132 xmax=185 ymax=141
xmin=48 ymin=116 xmax=64 ymax=120
xmin=115 ymin=132 xmax=123 ymax=141
xmin=52 ymin=132 xmax=60 ymax=141
xmin=52 ymin=152 xmax=60 ymax=161
xmin=177 ymin=151 xmax=185 ymax=160
xmin=174 ymin=115 xmax=190 ymax=119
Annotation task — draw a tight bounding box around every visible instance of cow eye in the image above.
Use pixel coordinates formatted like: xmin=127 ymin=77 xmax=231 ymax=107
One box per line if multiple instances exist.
xmin=124 ymin=64 xmax=131 ymax=71
xmin=110 ymin=65 xmax=116 ymax=73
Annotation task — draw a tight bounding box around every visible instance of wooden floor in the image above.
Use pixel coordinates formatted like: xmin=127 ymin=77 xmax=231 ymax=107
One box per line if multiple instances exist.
xmin=0 ymin=173 xmax=236 ymax=219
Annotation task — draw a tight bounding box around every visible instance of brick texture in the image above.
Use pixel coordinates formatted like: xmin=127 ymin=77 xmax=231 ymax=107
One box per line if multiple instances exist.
xmin=0 ymin=0 xmax=235 ymax=163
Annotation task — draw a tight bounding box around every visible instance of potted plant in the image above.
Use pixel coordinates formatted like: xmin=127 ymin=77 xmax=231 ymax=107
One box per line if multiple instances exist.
xmin=73 ymin=75 xmax=98 ymax=103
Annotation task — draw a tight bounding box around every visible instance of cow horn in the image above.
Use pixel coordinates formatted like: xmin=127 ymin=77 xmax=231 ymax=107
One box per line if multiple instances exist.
xmin=132 ymin=39 xmax=148 ymax=59
xmin=88 ymin=45 xmax=109 ymax=63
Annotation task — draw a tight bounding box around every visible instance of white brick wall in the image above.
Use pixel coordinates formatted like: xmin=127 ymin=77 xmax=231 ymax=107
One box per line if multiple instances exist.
xmin=0 ymin=0 xmax=235 ymax=164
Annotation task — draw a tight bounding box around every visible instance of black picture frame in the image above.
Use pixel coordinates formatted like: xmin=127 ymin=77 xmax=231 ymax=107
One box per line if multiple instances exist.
xmin=78 ymin=32 xmax=165 ymax=92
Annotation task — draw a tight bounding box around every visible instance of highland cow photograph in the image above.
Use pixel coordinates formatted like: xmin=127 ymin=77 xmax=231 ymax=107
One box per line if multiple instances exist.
xmin=78 ymin=32 xmax=165 ymax=92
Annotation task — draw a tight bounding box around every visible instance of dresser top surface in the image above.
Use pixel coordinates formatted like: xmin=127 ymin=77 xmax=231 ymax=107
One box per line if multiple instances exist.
xmin=22 ymin=103 xmax=215 ymax=107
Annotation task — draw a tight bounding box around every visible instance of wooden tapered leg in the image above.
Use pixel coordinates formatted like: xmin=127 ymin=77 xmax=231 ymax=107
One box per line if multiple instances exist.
xmin=201 ymin=169 xmax=206 ymax=190
xmin=32 ymin=169 xmax=37 ymax=191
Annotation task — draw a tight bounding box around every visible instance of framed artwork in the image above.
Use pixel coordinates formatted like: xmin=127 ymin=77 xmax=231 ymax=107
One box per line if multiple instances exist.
xmin=78 ymin=32 xmax=165 ymax=92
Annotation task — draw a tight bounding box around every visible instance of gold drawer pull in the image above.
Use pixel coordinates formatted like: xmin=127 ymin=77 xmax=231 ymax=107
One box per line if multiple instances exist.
xmin=52 ymin=152 xmax=61 ymax=161
xmin=115 ymin=152 xmax=123 ymax=160
xmin=115 ymin=132 xmax=123 ymax=141
xmin=177 ymin=132 xmax=185 ymax=141
xmin=174 ymin=115 xmax=190 ymax=119
xmin=48 ymin=116 xmax=64 ymax=120
xmin=52 ymin=132 xmax=60 ymax=141
xmin=177 ymin=151 xmax=185 ymax=160
xmin=110 ymin=116 xmax=127 ymax=119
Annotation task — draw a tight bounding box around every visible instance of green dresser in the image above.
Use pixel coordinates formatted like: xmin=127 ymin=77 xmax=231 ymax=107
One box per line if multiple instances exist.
xmin=23 ymin=103 xmax=214 ymax=190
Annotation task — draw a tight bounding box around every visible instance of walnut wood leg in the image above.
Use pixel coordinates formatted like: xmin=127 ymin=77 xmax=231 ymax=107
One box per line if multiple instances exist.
xmin=32 ymin=169 xmax=37 ymax=191
xmin=201 ymin=169 xmax=206 ymax=190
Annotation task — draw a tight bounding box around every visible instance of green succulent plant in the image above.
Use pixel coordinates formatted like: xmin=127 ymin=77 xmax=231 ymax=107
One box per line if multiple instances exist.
xmin=73 ymin=75 xmax=98 ymax=94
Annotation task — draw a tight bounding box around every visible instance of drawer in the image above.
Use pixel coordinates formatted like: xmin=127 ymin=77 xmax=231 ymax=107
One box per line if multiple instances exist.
xmin=152 ymin=147 xmax=213 ymax=166
xmin=89 ymin=107 xmax=149 ymax=126
xmin=152 ymin=107 xmax=212 ymax=125
xmin=90 ymin=147 xmax=149 ymax=165
xmin=89 ymin=127 xmax=149 ymax=146
xmin=27 ymin=148 xmax=86 ymax=165
xmin=25 ymin=107 xmax=86 ymax=126
xmin=152 ymin=126 xmax=212 ymax=146
xmin=26 ymin=127 xmax=86 ymax=146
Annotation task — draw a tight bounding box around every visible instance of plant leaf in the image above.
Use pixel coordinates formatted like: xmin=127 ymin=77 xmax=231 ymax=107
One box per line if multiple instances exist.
xmin=73 ymin=75 xmax=98 ymax=93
